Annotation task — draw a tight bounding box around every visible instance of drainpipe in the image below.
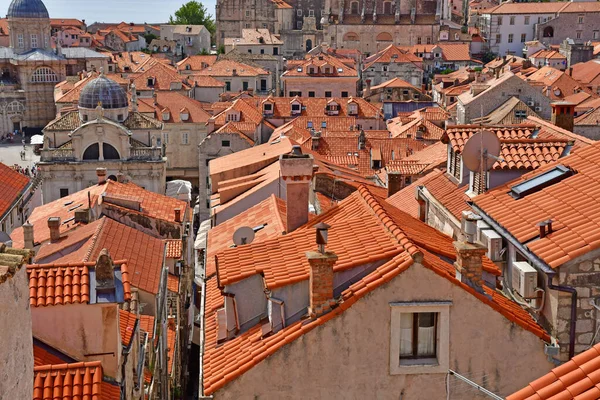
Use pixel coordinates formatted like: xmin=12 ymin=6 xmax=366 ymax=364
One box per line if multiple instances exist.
xmin=547 ymin=273 xmax=577 ymax=359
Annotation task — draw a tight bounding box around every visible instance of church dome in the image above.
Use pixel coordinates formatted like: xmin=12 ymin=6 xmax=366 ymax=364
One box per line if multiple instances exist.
xmin=79 ymin=74 xmax=128 ymax=110
xmin=7 ymin=0 xmax=49 ymax=18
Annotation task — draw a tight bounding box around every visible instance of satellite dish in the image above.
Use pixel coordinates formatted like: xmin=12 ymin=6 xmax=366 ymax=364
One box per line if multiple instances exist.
xmin=233 ymin=226 xmax=255 ymax=246
xmin=462 ymin=130 xmax=501 ymax=172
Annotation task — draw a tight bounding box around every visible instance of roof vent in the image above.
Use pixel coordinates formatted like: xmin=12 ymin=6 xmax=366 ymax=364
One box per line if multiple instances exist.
xmin=509 ymin=165 xmax=574 ymax=199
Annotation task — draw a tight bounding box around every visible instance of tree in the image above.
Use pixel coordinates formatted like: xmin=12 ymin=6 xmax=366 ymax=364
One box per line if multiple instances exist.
xmin=169 ymin=1 xmax=215 ymax=35
xmin=144 ymin=33 xmax=158 ymax=44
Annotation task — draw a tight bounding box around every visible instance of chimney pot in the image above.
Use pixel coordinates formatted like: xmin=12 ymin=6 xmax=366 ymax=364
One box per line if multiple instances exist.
xmin=546 ymin=219 xmax=553 ymax=234
xmin=279 ymin=152 xmax=314 ymax=232
xmin=537 ymin=220 xmax=548 ymax=238
xmin=95 ymin=248 xmax=115 ymax=290
xmin=48 ymin=217 xmax=61 ymax=243
xmin=306 ymin=250 xmax=338 ymax=318
xmin=96 ymin=167 xmax=107 ymax=184
xmin=461 ymin=211 xmax=480 ymax=243
xmin=174 ymin=208 xmax=182 ymax=222
xmin=23 ymin=221 xmax=34 ymax=249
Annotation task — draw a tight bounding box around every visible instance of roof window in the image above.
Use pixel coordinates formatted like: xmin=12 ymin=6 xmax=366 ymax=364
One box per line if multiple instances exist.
xmin=509 ymin=165 xmax=573 ymax=199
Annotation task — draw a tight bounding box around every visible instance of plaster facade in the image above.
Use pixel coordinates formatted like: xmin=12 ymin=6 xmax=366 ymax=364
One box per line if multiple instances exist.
xmin=535 ymin=12 xmax=600 ymax=49
xmin=160 ymin=25 xmax=211 ymax=56
xmin=363 ymin=59 xmax=424 ymax=87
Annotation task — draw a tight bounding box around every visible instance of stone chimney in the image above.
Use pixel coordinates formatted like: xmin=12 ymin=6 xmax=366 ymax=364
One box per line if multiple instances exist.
xmin=23 ymin=221 xmax=34 ymax=250
xmin=310 ymin=129 xmax=321 ymax=150
xmin=48 ymin=217 xmax=61 ymax=243
xmin=364 ymin=79 xmax=371 ymax=98
xmin=551 ymin=102 xmax=575 ymax=132
xmin=387 ymin=172 xmax=404 ymax=197
xmin=279 ymin=146 xmax=314 ymax=232
xmin=74 ymin=209 xmax=90 ymax=224
xmin=358 ymin=129 xmax=366 ymax=150
xmin=306 ymin=222 xmax=337 ymax=318
xmin=96 ymin=167 xmax=107 ymax=184
xmin=174 ymin=208 xmax=182 ymax=223
xmin=454 ymin=211 xmax=487 ymax=289
xmin=95 ymin=248 xmax=115 ymax=291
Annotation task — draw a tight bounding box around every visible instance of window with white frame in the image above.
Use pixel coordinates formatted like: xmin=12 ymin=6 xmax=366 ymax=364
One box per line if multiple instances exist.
xmin=182 ymin=132 xmax=189 ymax=144
xmin=524 ymin=16 xmax=530 ymax=25
xmin=163 ymin=132 xmax=169 ymax=144
xmin=508 ymin=34 xmax=514 ymax=43
xmin=31 ymin=67 xmax=58 ymax=83
xmin=31 ymin=34 xmax=38 ymax=48
xmin=390 ymin=302 xmax=450 ymax=375
xmin=17 ymin=34 xmax=24 ymax=48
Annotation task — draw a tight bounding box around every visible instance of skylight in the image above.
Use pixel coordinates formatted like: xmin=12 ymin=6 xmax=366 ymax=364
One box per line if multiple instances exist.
xmin=509 ymin=165 xmax=573 ymax=199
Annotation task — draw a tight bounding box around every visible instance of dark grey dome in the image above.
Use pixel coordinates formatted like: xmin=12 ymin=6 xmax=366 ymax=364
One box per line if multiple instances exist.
xmin=7 ymin=0 xmax=49 ymax=18
xmin=79 ymin=75 xmax=128 ymax=110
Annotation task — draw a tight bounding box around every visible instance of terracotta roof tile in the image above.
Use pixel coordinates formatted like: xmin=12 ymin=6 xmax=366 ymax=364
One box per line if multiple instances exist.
xmin=203 ymin=186 xmax=542 ymax=395
xmin=571 ymin=60 xmax=600 ymax=87
xmin=363 ymin=44 xmax=423 ymax=70
xmin=575 ymin=105 xmax=600 ymax=127
xmin=26 ymin=260 xmax=132 ymax=307
xmin=176 ymin=55 xmax=218 ymax=71
xmin=137 ymin=91 xmax=211 ymax=123
xmin=118 ymin=309 xmax=138 ymax=347
xmin=132 ymin=62 xmax=190 ymax=91
xmin=495 ymin=139 xmax=571 ymax=171
xmin=167 ymin=274 xmax=179 ymax=292
xmin=139 ymin=314 xmax=155 ymax=340
xmin=483 ymin=2 xmax=566 ymax=14
xmin=167 ymin=326 xmax=176 ymax=375
xmin=508 ymin=344 xmax=600 ymax=400
xmin=370 ymin=77 xmax=422 ymax=91
xmin=386 ymin=169 xmax=442 ymax=218
xmin=282 ymin=53 xmax=358 ymax=77
xmin=33 ymin=342 xmax=73 ymax=367
xmin=424 ymin=170 xmax=471 ymax=220
xmin=225 ymin=29 xmax=283 ymax=46
xmin=165 ymin=239 xmax=182 ymax=259
xmin=186 ymin=75 xmax=226 ymax=87
xmin=193 ymin=59 xmax=269 ymax=77
xmin=0 ymin=162 xmax=30 ymax=219
xmin=246 ymin=96 xmax=382 ymax=119
xmin=35 ymin=219 xmax=104 ymax=262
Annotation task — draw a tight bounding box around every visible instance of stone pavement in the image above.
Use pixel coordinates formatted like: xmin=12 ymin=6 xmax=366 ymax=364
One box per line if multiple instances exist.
xmin=0 ymin=137 xmax=40 ymax=169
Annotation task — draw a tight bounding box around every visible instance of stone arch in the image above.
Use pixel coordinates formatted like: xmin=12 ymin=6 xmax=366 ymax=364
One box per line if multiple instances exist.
xmin=6 ymin=101 xmax=25 ymax=114
xmin=376 ymin=32 xmax=393 ymax=42
xmin=306 ymin=39 xmax=313 ymax=51
xmin=343 ymin=32 xmax=360 ymax=41
xmin=350 ymin=1 xmax=359 ymax=14
xmin=543 ymin=26 xmax=554 ymax=38
xmin=30 ymin=67 xmax=58 ymax=83
xmin=82 ymin=143 xmax=121 ymax=160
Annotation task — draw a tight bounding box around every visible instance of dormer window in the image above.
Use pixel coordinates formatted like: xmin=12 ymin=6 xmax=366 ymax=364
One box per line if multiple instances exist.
xmin=226 ymin=110 xmax=240 ymax=122
xmin=162 ymin=109 xmax=170 ymax=120
xmin=263 ymin=102 xmax=273 ymax=114
xmin=291 ymin=103 xmax=301 ymax=114
xmin=180 ymin=110 xmax=189 ymax=121
xmin=347 ymin=103 xmax=358 ymax=115
xmin=185 ymin=64 xmax=191 ymax=70
xmin=147 ymin=77 xmax=155 ymax=86
xmin=309 ymin=67 xmax=315 ymax=74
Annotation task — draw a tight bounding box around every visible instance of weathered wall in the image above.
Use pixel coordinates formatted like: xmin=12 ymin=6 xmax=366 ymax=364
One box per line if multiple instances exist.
xmin=282 ymin=76 xmax=358 ymax=97
xmin=163 ymin=122 xmax=208 ymax=188
xmin=213 ymin=262 xmax=552 ymax=399
xmin=0 ymin=264 xmax=33 ymax=400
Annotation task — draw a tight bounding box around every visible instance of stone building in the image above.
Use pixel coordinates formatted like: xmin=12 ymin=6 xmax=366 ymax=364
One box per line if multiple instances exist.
xmin=534 ymin=2 xmax=600 ymax=49
xmin=363 ymin=44 xmax=424 ymax=86
xmin=39 ymin=73 xmax=166 ymax=203
xmin=160 ymin=25 xmax=211 ymax=56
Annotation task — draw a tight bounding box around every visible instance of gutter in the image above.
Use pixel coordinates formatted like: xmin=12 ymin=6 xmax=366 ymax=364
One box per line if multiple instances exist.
xmin=472 ymin=203 xmax=577 ymax=358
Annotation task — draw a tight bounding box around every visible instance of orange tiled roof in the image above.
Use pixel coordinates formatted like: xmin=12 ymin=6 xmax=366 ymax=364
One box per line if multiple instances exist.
xmin=388 ymin=117 xmax=445 ymax=141
xmin=35 ymin=219 xmax=103 ymax=262
xmin=571 ymin=60 xmax=600 ymax=87
xmin=33 ymin=361 xmax=120 ymax=400
xmin=363 ymin=44 xmax=423 ymax=70
xmin=508 ymin=343 xmax=600 ymax=400
xmin=186 ymin=75 xmax=226 ymax=87
xmin=119 ymin=309 xmax=138 ymax=347
xmin=270 ymin=0 xmax=292 ymax=8
xmin=165 ymin=239 xmax=182 ymax=259
xmin=203 ymin=186 xmax=544 ymax=395
xmin=139 ymin=314 xmax=155 ymax=339
xmin=137 ymin=91 xmax=211 ymax=123
xmin=483 ymin=2 xmax=566 ymax=14
xmin=575 ymin=105 xmax=600 ymax=126
xmin=425 ymin=169 xmax=471 ymax=220
xmin=246 ymin=96 xmax=382 ymax=120
xmin=282 ymin=53 xmax=358 ymax=78
xmin=34 ymin=342 xmax=72 ymax=367
xmin=527 ymin=116 xmax=594 ymax=149
xmin=386 ymin=169 xmax=442 ymax=217
xmin=525 ymin=66 xmax=587 ymax=100
xmin=0 ymin=162 xmax=30 ymax=219
xmin=370 ymin=77 xmax=422 ymax=91
xmin=176 ymin=55 xmax=218 ymax=71
xmin=192 ymin=59 xmax=269 ymax=77
xmin=167 ymin=274 xmax=179 ymax=292
xmin=26 ymin=260 xmax=132 ymax=307
xmin=494 ymin=139 xmax=571 ymax=170
xmin=474 ymin=141 xmax=600 ymax=269
xmin=132 ymin=62 xmax=189 ymax=91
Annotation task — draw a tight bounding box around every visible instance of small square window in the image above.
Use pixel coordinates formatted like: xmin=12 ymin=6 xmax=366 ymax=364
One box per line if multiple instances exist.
xmin=578 ymin=15 xmax=584 ymax=24
xmin=246 ymin=10 xmax=250 ymax=17
xmin=297 ymin=9 xmax=302 ymax=16
xmin=509 ymin=16 xmax=515 ymax=25
xmin=222 ymin=140 xmax=231 ymax=147
xmin=308 ymin=91 xmax=315 ymax=97
xmin=60 ymin=188 xmax=69 ymax=198
xmin=341 ymin=91 xmax=348 ymax=98
xmin=524 ymin=16 xmax=530 ymax=25
xmin=325 ymin=91 xmax=332 ymax=97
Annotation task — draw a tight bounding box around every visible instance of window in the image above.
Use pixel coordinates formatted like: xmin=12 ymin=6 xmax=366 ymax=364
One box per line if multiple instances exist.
xmin=308 ymin=91 xmax=315 ymax=97
xmin=404 ymin=176 xmax=412 ymax=185
xmin=248 ymin=49 xmax=252 ymax=54
xmin=524 ymin=16 xmax=530 ymax=25
xmin=351 ymin=1 xmax=359 ymax=14
xmin=31 ymin=34 xmax=38 ymax=48
xmin=263 ymin=103 xmax=273 ymax=112
xmin=222 ymin=140 xmax=231 ymax=147
xmin=163 ymin=132 xmax=169 ymax=144
xmin=325 ymin=91 xmax=332 ymax=97
xmin=509 ymin=16 xmax=515 ymax=25
xmin=245 ymin=23 xmax=251 ymax=28
xmin=341 ymin=91 xmax=348 ymax=98
xmin=59 ymin=188 xmax=69 ymax=198
xmin=508 ymin=34 xmax=514 ymax=43
xmin=117 ymin=114 xmax=123 ymax=121
xmin=82 ymin=114 xmax=88 ymax=122
xmin=417 ymin=37 xmax=422 ymax=44
xmin=291 ymin=103 xmax=301 ymax=112
xmin=31 ymin=67 xmax=58 ymax=83
xmin=594 ymin=31 xmax=599 ymax=40
xmin=521 ymin=33 xmax=526 ymax=43
xmin=273 ymin=47 xmax=279 ymax=55
xmin=426 ymin=37 xmax=431 ymax=44
xmin=17 ymin=34 xmax=23 ymax=48
xmin=182 ymin=132 xmax=189 ymax=144
xmin=260 ymin=49 xmax=264 ymax=54
xmin=495 ymin=34 xmax=502 ymax=44
xmin=321 ymin=121 xmax=327 ymax=128
xmin=297 ymin=21 xmax=302 ymax=29
xmin=383 ymin=65 xmax=388 ymax=72
xmin=578 ymin=15 xmax=584 ymax=24
xmin=243 ymin=81 xmax=249 ymax=90
xmin=309 ymin=9 xmax=314 ymax=16
xmin=514 ymin=109 xmax=527 ymax=118
xmin=225 ymin=81 xmax=231 ymax=91
xmin=576 ymin=31 xmax=582 ymax=39
xmin=510 ymin=164 xmax=573 ymax=199
xmin=246 ymin=10 xmax=250 ymax=17
xmin=383 ymin=1 xmax=392 ymax=14
xmin=297 ymin=9 xmax=302 ymax=16
xmin=497 ymin=16 xmax=503 ymax=25
xmin=390 ymin=302 xmax=450 ymax=375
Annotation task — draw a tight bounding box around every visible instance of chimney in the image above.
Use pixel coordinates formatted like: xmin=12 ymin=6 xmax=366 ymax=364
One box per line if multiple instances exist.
xmin=23 ymin=221 xmax=34 ymax=250
xmin=310 ymin=129 xmax=321 ymax=150
xmin=96 ymin=167 xmax=107 ymax=184
xmin=454 ymin=211 xmax=487 ymax=289
xmin=48 ymin=217 xmax=61 ymax=243
xmin=116 ymin=172 xmax=127 ymax=183
xmin=306 ymin=222 xmax=337 ymax=318
xmin=364 ymin=79 xmax=371 ymax=98
xmin=387 ymin=172 xmax=404 ymax=197
xmin=95 ymin=248 xmax=115 ymax=291
xmin=551 ymin=102 xmax=575 ymax=132
xmin=279 ymin=146 xmax=314 ymax=232
xmin=568 ymin=67 xmax=573 ymax=76
xmin=74 ymin=209 xmax=90 ymax=224
xmin=174 ymin=208 xmax=182 ymax=223
xmin=358 ymin=129 xmax=366 ymax=150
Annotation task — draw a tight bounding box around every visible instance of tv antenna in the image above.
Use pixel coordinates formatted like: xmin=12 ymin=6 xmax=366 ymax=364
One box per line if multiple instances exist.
xmin=232 ymin=226 xmax=255 ymax=246
xmin=462 ymin=130 xmax=502 ymax=193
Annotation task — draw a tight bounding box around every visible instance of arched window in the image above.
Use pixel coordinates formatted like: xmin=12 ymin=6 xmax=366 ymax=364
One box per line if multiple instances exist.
xmin=306 ymin=39 xmax=313 ymax=51
xmin=82 ymin=143 xmax=121 ymax=160
xmin=31 ymin=67 xmax=58 ymax=83
xmin=350 ymin=1 xmax=359 ymax=14
xmin=343 ymin=32 xmax=360 ymax=41
xmin=383 ymin=1 xmax=392 ymax=14
xmin=376 ymin=32 xmax=393 ymax=42
xmin=6 ymin=101 xmax=25 ymax=113
xmin=543 ymin=26 xmax=554 ymax=38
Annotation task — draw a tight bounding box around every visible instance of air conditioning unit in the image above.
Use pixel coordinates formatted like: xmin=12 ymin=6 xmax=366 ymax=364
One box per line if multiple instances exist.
xmin=480 ymin=229 xmax=502 ymax=261
xmin=527 ymin=100 xmax=535 ymax=107
xmin=535 ymin=106 xmax=542 ymax=112
xmin=512 ymin=261 xmax=537 ymax=299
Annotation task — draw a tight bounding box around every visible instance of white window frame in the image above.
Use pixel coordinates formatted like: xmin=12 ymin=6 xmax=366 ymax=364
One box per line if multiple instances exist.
xmin=31 ymin=34 xmax=38 ymax=48
xmin=389 ymin=301 xmax=450 ymax=375
xmin=31 ymin=67 xmax=58 ymax=83
xmin=182 ymin=132 xmax=189 ymax=145
xmin=17 ymin=34 xmax=24 ymax=48
xmin=163 ymin=132 xmax=169 ymax=144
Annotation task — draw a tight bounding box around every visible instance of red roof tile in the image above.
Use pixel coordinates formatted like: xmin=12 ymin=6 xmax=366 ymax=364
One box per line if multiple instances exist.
xmin=246 ymin=96 xmax=382 ymax=119
xmin=26 ymin=260 xmax=132 ymax=307
xmin=167 ymin=274 xmax=179 ymax=292
xmin=176 ymin=55 xmax=218 ymax=71
xmin=193 ymin=59 xmax=269 ymax=77
xmin=33 ymin=342 xmax=71 ymax=367
xmin=132 ymin=62 xmax=190 ymax=91
xmin=186 ymin=75 xmax=226 ymax=87
xmin=203 ymin=186 xmax=543 ymax=395
xmin=474 ymin=141 xmax=600 ymax=268
xmin=118 ymin=309 xmax=138 ymax=347
xmin=508 ymin=344 xmax=600 ymax=400
xmin=137 ymin=92 xmax=211 ymax=123
xmin=363 ymin=44 xmax=423 ymax=70
xmin=283 ymin=53 xmax=358 ymax=78
xmin=386 ymin=169 xmax=443 ymax=218
xmin=139 ymin=315 xmax=155 ymax=340
xmin=425 ymin=170 xmax=471 ymax=220
xmin=0 ymin=162 xmax=30 ymax=219
xmin=165 ymin=239 xmax=182 ymax=259
xmin=35 ymin=219 xmax=103 ymax=262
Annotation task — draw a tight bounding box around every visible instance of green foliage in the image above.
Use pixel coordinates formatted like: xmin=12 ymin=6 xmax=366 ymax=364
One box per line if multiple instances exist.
xmin=440 ymin=68 xmax=454 ymax=75
xmin=144 ymin=33 xmax=158 ymax=44
xmin=198 ymin=48 xmax=210 ymax=55
xmin=169 ymin=1 xmax=216 ymax=35
xmin=217 ymin=44 xmax=225 ymax=54
xmin=473 ymin=67 xmax=483 ymax=72
xmin=481 ymin=52 xmax=497 ymax=64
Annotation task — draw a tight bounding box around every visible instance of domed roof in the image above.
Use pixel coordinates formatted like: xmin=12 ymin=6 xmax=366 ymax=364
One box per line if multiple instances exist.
xmin=7 ymin=0 xmax=49 ymax=18
xmin=79 ymin=74 xmax=128 ymax=110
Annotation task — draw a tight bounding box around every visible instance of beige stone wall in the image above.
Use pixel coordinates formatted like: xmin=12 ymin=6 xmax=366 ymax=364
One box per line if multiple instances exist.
xmin=212 ymin=262 xmax=553 ymax=399
xmin=363 ymin=61 xmax=424 ymax=87
xmin=163 ymin=122 xmax=208 ymax=188
xmin=0 ymin=264 xmax=33 ymax=400
xmin=8 ymin=17 xmax=52 ymax=53
xmin=281 ymin=76 xmax=358 ymax=97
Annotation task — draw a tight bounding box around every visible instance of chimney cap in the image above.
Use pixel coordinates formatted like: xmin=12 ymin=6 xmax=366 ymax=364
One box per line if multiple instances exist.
xmin=290 ymin=145 xmax=303 ymax=156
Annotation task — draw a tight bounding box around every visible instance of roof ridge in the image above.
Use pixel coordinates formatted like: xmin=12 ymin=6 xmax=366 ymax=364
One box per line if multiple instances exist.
xmin=356 ymin=186 xmax=422 ymax=259
xmin=83 ymin=217 xmax=108 ymax=262
xmin=269 ymin=194 xmax=287 ymax=234
xmin=34 ymin=360 xmax=103 ymax=371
